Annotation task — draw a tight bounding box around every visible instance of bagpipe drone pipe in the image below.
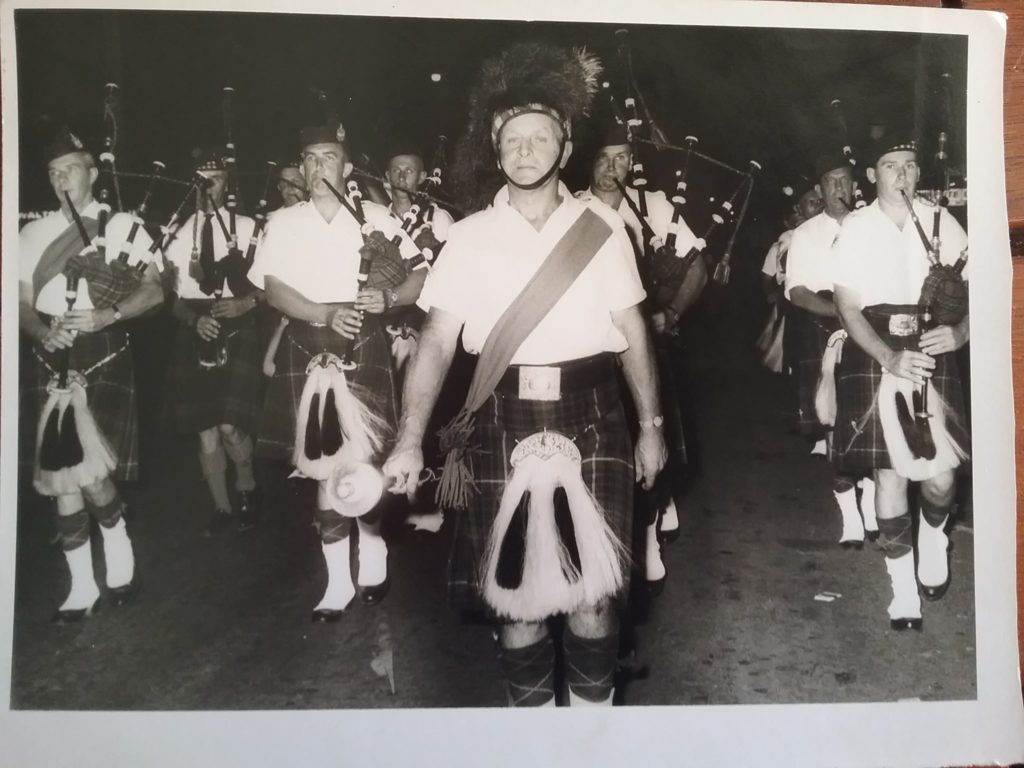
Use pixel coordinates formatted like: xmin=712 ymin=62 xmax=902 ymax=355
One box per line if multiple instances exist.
xmin=600 ymin=48 xmax=762 ymax=294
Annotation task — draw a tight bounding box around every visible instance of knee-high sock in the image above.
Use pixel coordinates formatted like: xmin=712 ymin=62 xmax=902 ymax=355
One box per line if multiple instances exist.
xmin=222 ymin=429 xmax=256 ymax=492
xmin=645 ymin=520 xmax=665 ymax=582
xmin=356 ymin=516 xmax=388 ymax=587
xmin=314 ymin=506 xmax=354 ymax=612
xmin=88 ymin=494 xmax=134 ymax=589
xmin=917 ymin=496 xmax=951 ymax=588
xmin=876 ymin=514 xmax=913 ymax=559
xmin=198 ymin=444 xmax=232 ymax=513
xmin=497 ymin=635 xmax=556 ymax=707
xmin=55 ymin=509 xmax=100 ymax=612
xmin=834 ymin=486 xmax=864 ymax=543
xmin=884 ymin=551 xmax=921 ymax=621
xmin=858 ymin=476 xmax=878 ymax=533
xmin=564 ymin=629 xmax=618 ymax=706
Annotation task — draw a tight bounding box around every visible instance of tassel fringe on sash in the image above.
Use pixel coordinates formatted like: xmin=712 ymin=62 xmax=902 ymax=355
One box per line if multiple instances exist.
xmin=878 ymin=371 xmax=968 ymax=481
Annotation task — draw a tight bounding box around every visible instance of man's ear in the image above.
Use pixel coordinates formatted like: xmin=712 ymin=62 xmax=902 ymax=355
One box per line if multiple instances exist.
xmin=417 ymin=170 xmax=427 ymax=186
xmin=342 ymin=161 xmax=354 ymax=180
xmin=814 ymin=183 xmax=824 ymax=197
xmin=865 ymin=167 xmax=877 ymax=185
xmin=89 ymin=166 xmax=100 ymax=186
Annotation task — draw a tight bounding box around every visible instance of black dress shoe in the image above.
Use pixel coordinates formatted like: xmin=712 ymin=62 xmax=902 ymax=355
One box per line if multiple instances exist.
xmin=839 ymin=539 xmax=864 ymax=551
xmin=311 ymin=608 xmax=345 ymax=623
xmin=236 ymin=491 xmax=258 ymax=532
xmin=865 ymin=530 xmax=880 ymax=543
xmin=108 ymin=575 xmax=140 ymax=608
xmin=890 ymin=616 xmax=923 ymax=631
xmin=204 ymin=510 xmax=233 ymax=537
xmin=53 ymin=596 xmax=102 ymax=624
xmin=357 ymin=575 xmax=391 ymax=606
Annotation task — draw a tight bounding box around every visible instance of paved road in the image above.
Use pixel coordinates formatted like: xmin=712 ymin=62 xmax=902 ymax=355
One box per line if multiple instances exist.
xmin=9 ymin=288 xmax=976 ymax=709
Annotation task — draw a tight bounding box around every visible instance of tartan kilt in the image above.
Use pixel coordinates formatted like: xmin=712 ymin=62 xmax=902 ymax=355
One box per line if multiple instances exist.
xmin=165 ymin=300 xmax=265 ymax=434
xmin=447 ymin=372 xmax=635 ymax=617
xmin=790 ymin=305 xmax=841 ymax=438
xmin=22 ymin=322 xmax=139 ymax=483
xmin=833 ymin=304 xmax=970 ymax=475
xmin=256 ymin=317 xmax=397 ymax=463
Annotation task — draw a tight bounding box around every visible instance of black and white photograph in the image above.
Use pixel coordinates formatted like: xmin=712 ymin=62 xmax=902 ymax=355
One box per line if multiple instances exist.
xmin=1 ymin=1 xmax=1021 ymax=766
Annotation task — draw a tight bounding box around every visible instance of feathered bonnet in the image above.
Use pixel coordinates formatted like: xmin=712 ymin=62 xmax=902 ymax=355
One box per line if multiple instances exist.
xmin=452 ymin=41 xmax=602 ymax=213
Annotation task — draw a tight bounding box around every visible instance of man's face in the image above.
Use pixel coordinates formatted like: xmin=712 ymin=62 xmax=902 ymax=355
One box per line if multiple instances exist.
xmin=199 ymin=170 xmax=228 ymax=210
xmin=48 ymin=152 xmax=98 ymax=209
xmin=278 ymin=167 xmax=307 ymax=207
xmin=302 ymin=143 xmax=352 ymax=198
xmin=591 ymin=143 xmax=631 ymax=193
xmin=817 ymin=166 xmax=855 ymax=218
xmin=868 ymin=150 xmax=919 ymax=204
xmin=795 ymin=187 xmax=824 ymax=222
xmin=496 ymin=112 xmax=569 ymax=187
xmin=386 ymin=154 xmax=426 ymax=197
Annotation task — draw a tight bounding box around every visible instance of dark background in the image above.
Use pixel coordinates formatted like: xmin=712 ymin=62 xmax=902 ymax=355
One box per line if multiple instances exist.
xmin=15 ymin=9 xmax=967 ymax=264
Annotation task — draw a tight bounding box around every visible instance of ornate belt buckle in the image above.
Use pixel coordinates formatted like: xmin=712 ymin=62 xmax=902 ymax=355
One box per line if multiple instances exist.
xmin=518 ymin=366 xmax=561 ymax=401
xmin=888 ymin=314 xmax=919 ymax=337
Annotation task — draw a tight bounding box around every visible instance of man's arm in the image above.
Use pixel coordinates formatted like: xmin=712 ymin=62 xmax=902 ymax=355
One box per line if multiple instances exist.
xmin=384 ymin=306 xmax=464 ymax=500
xmin=834 ymin=285 xmax=934 ymax=386
xmin=612 ymin=304 xmax=667 ymax=490
xmin=265 ymin=276 xmax=333 ymax=324
xmin=790 ymin=285 xmax=838 ymax=318
xmin=661 ymin=255 xmax=708 ymax=327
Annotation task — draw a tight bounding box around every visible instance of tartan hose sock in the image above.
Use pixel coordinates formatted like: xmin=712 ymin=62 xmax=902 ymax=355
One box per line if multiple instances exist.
xmin=497 ymin=636 xmax=556 ymax=707
xmin=876 ymin=514 xmax=913 ymax=559
xmin=564 ymin=629 xmax=617 ymax=705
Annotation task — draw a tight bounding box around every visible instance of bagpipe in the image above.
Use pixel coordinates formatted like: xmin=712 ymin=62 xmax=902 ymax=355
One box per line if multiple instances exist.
xmin=601 ymin=30 xmax=761 ymax=293
xmin=292 ymin=178 xmax=391 ymax=518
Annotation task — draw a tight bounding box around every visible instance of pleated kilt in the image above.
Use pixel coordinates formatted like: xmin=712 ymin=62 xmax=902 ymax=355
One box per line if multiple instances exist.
xmin=447 ymin=359 xmax=634 ymax=617
xmin=256 ymin=317 xmax=397 ymax=463
xmin=22 ymin=319 xmax=139 ymax=483
xmin=166 ymin=299 xmax=264 ymax=435
xmin=790 ymin=302 xmax=841 ymax=438
xmin=833 ymin=304 xmax=970 ymax=475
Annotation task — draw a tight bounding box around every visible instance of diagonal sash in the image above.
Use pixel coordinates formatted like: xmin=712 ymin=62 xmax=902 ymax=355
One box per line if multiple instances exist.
xmin=462 ymin=206 xmax=613 ymax=415
xmin=32 ymin=217 xmax=99 ymax=302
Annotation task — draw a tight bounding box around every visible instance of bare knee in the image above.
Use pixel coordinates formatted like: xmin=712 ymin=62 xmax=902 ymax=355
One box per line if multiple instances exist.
xmin=566 ymin=600 xmax=617 ymax=640
xmin=873 ymin=469 xmax=909 ymax=520
xmin=922 ymin=471 xmax=956 ymax=506
xmin=499 ymin=621 xmax=548 ymax=650
xmin=80 ymin=476 xmax=116 ymax=506
xmin=218 ymin=424 xmax=240 ymax=443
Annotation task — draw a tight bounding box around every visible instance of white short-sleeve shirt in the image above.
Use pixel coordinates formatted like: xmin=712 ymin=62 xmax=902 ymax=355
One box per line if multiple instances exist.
xmin=390 ymin=202 xmax=454 ymax=243
xmin=417 ymin=182 xmax=646 ymax=365
xmin=833 ymin=198 xmax=969 ymax=309
xmin=163 ymin=208 xmax=257 ymax=299
xmin=248 ymin=198 xmax=423 ymax=303
xmin=761 ymin=229 xmax=793 ymax=285
xmin=19 ymin=200 xmax=155 ymax=314
xmin=784 ymin=212 xmax=843 ymax=300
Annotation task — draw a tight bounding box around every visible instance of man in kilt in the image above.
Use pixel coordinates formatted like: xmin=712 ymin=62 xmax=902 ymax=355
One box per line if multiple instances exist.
xmin=785 ymin=151 xmax=878 ymax=547
xmin=18 ymin=127 xmax=164 ymax=621
xmin=248 ymin=116 xmax=425 ymax=621
xmin=575 ymin=120 xmax=707 ymax=591
xmin=832 ymin=134 xmax=969 ymax=630
xmin=164 ymin=149 xmax=262 ymax=534
xmin=384 ymin=42 xmax=666 ymax=707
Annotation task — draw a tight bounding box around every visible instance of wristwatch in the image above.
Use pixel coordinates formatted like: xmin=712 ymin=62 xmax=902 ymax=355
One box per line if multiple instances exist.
xmin=111 ymin=303 xmax=123 ymax=323
xmin=639 ymin=415 xmax=664 ymax=429
xmin=386 ymin=289 xmax=399 ymax=309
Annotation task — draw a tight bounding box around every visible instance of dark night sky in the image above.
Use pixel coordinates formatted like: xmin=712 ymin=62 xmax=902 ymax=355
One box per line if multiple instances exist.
xmin=13 ymin=9 xmax=967 ymax=261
